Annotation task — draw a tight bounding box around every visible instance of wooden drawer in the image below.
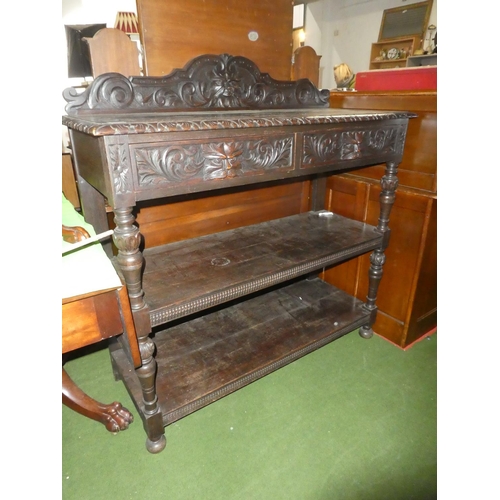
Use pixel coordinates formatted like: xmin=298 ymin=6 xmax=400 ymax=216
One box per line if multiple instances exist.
xmin=62 ymin=290 xmax=123 ymax=354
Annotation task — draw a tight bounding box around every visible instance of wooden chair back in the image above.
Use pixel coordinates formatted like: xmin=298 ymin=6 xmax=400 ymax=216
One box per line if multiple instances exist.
xmin=291 ymin=46 xmax=321 ymax=87
xmin=84 ymin=28 xmax=141 ymax=77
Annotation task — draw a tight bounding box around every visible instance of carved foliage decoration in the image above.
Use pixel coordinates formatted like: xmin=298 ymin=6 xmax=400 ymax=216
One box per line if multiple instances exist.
xmin=302 ymin=126 xmax=404 ymax=167
xmin=135 ymin=136 xmax=293 ymax=186
xmin=63 ymin=54 xmax=330 ymax=114
xmin=108 ymin=142 xmax=133 ymax=194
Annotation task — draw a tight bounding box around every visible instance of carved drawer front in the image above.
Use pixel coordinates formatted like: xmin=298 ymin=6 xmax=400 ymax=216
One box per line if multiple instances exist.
xmin=301 ymin=124 xmax=406 ymax=169
xmin=130 ymin=134 xmax=295 ymax=190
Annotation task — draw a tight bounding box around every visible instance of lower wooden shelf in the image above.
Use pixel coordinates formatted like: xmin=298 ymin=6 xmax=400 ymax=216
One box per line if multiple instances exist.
xmin=111 ymin=277 xmax=370 ymax=426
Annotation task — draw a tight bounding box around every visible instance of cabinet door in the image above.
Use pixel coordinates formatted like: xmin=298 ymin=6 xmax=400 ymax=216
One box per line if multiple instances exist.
xmin=406 ymin=197 xmax=437 ymax=345
xmin=322 ymin=174 xmax=436 ymax=348
xmin=318 ymin=175 xmax=369 ymax=297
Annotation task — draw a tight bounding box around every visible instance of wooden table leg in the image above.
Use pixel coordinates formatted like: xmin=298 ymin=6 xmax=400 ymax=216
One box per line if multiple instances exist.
xmin=62 ymin=368 xmax=133 ymax=432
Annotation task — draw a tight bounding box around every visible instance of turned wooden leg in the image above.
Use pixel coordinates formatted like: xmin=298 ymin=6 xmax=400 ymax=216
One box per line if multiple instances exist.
xmin=62 ymin=368 xmax=133 ymax=432
xmin=112 ymin=207 xmax=166 ymax=453
xmin=360 ymin=161 xmax=399 ymax=339
xmin=359 ymin=249 xmax=385 ymax=339
xmin=137 ymin=338 xmax=167 ymax=454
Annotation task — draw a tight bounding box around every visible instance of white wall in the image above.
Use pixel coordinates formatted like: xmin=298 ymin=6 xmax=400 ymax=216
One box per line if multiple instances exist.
xmin=61 ymin=0 xmax=437 ymax=91
xmin=304 ymin=0 xmax=437 ymax=89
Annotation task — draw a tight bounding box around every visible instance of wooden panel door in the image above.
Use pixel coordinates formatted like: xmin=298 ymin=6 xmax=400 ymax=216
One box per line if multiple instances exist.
xmin=136 ymin=0 xmax=294 ymax=81
xmin=322 ymin=174 xmax=436 ymax=348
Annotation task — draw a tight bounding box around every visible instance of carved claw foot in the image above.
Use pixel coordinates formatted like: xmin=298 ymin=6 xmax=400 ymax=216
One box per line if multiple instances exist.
xmin=359 ymin=325 xmax=374 ymax=339
xmin=62 ymin=368 xmax=134 ymax=433
xmin=101 ymin=401 xmax=134 ymax=433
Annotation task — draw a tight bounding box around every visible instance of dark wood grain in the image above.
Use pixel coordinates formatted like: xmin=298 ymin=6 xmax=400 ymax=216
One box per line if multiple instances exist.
xmin=140 ymin=211 xmax=383 ymax=326
xmin=112 ymin=278 xmax=371 ymax=425
xmin=136 ymin=0 xmax=294 ymax=81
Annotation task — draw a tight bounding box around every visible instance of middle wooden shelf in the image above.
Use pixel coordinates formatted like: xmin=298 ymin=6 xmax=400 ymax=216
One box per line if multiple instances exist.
xmin=136 ymin=210 xmax=384 ymax=328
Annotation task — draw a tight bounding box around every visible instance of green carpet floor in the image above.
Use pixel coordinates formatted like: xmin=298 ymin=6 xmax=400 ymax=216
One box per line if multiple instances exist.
xmin=62 ymin=331 xmax=437 ymax=500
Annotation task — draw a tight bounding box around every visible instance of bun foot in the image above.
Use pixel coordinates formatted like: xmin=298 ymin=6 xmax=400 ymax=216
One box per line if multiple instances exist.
xmin=359 ymin=326 xmax=373 ymax=339
xmin=146 ymin=434 xmax=167 ymax=454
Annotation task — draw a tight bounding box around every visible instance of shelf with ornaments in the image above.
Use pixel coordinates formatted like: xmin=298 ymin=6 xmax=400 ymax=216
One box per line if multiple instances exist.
xmin=369 ymin=36 xmax=421 ymax=70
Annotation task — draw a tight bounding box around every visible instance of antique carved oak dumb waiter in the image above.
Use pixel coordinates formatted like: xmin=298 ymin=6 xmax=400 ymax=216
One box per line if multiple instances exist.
xmin=63 ymin=54 xmax=415 ymax=453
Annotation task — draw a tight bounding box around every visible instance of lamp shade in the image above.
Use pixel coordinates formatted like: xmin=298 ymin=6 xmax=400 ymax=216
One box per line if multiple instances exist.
xmin=114 ymin=12 xmax=139 ymax=34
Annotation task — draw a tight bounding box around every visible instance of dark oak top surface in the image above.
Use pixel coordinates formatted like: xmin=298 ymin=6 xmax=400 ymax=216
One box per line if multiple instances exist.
xmin=62 ymin=108 xmax=417 ymax=136
xmin=62 ymin=54 xmax=415 ymax=136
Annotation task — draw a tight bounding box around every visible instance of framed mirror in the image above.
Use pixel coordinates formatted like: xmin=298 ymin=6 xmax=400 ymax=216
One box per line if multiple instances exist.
xmin=378 ymin=1 xmax=433 ymax=42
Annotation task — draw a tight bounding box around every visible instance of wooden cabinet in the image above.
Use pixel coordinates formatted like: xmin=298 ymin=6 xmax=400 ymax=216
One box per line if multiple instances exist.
xmin=369 ymin=36 xmax=420 ymax=70
xmin=63 ymin=55 xmax=414 ymax=453
xmin=62 ymin=153 xmax=80 ymax=209
xmin=136 ymin=0 xmax=293 ymax=80
xmin=328 ymin=90 xmax=436 ymax=348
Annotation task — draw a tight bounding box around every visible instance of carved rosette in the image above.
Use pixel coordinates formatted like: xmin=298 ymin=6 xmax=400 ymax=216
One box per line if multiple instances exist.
xmin=302 ymin=126 xmax=402 ymax=167
xmin=113 ymin=228 xmax=142 ymax=254
xmin=370 ymin=250 xmax=386 ymax=267
xmin=135 ymin=137 xmax=293 ymax=186
xmin=139 ymin=338 xmax=156 ymax=362
xmin=380 ymin=173 xmax=399 ymax=193
xmin=108 ymin=143 xmax=133 ymax=194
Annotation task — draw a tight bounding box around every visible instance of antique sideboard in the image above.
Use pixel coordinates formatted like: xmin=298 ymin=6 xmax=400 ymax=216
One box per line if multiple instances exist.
xmin=63 ymin=54 xmax=415 ymax=453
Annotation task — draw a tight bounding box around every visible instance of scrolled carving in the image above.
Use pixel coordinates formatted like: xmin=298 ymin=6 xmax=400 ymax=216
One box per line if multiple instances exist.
xmin=303 ymin=132 xmax=341 ymax=166
xmin=295 ymin=78 xmax=326 ymax=106
xmin=65 ymin=73 xmax=135 ymax=113
xmin=243 ymin=137 xmax=292 ymax=170
xmin=63 ymin=54 xmax=330 ymax=115
xmin=136 ymin=145 xmax=205 ymax=185
xmin=369 ymin=128 xmax=395 ymax=151
xmin=135 ymin=136 xmax=293 ymax=186
xmin=88 ymin=73 xmax=135 ymax=109
xmin=302 ymin=126 xmax=403 ymax=167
